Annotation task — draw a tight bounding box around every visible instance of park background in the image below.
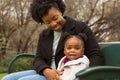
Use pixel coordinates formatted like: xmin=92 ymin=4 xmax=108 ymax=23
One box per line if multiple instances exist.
xmin=0 ymin=0 xmax=120 ymax=79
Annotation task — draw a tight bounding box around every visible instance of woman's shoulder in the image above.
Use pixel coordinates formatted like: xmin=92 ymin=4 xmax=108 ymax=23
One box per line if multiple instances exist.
xmin=39 ymin=29 xmax=53 ymax=38
xmin=64 ymin=16 xmax=86 ymax=24
xmin=63 ymin=16 xmax=86 ymax=29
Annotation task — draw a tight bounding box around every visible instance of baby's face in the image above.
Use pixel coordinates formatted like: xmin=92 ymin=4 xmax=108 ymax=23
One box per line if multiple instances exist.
xmin=64 ymin=37 xmax=84 ymax=60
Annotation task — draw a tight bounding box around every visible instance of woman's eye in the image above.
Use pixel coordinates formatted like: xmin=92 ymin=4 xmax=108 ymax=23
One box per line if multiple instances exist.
xmin=44 ymin=21 xmax=51 ymax=25
xmin=53 ymin=16 xmax=58 ymax=20
xmin=46 ymin=22 xmax=50 ymax=24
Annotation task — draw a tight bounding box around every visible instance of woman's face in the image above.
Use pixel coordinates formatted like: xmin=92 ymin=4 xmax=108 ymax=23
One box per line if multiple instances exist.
xmin=64 ymin=37 xmax=84 ymax=60
xmin=42 ymin=7 xmax=66 ymax=32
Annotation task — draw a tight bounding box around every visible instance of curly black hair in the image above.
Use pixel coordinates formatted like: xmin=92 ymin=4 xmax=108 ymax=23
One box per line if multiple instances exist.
xmin=30 ymin=0 xmax=66 ymax=23
xmin=62 ymin=32 xmax=87 ymax=48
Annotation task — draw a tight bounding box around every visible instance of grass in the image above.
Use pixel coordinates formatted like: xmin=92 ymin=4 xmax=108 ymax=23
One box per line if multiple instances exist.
xmin=0 ymin=73 xmax=7 ymax=80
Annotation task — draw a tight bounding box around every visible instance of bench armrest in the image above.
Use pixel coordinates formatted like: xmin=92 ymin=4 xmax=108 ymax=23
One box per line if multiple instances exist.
xmin=75 ymin=66 xmax=120 ymax=80
xmin=8 ymin=54 xmax=35 ymax=74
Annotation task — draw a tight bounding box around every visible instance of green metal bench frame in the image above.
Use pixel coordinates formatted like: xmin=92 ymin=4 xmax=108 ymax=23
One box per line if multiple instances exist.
xmin=75 ymin=66 xmax=120 ymax=80
xmin=8 ymin=54 xmax=35 ymax=74
xmin=8 ymin=42 xmax=120 ymax=80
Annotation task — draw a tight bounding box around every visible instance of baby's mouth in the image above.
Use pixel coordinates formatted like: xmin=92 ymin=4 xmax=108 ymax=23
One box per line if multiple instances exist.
xmin=69 ymin=54 xmax=76 ymax=57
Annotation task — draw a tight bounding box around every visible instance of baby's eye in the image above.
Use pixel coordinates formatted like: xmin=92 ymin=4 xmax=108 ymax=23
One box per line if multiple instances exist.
xmin=75 ymin=47 xmax=80 ymax=50
xmin=67 ymin=47 xmax=72 ymax=50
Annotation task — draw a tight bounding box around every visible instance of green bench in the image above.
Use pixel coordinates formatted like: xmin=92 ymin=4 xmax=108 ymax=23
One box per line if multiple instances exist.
xmin=75 ymin=42 xmax=120 ymax=80
xmin=8 ymin=42 xmax=120 ymax=80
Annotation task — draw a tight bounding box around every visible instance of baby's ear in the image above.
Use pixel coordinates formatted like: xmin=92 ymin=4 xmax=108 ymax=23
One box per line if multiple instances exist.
xmin=82 ymin=48 xmax=85 ymax=54
xmin=64 ymin=48 xmax=65 ymax=52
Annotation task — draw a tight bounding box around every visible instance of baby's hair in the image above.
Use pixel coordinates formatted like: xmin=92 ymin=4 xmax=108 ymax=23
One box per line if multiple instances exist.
xmin=62 ymin=32 xmax=87 ymax=48
xmin=30 ymin=0 xmax=66 ymax=23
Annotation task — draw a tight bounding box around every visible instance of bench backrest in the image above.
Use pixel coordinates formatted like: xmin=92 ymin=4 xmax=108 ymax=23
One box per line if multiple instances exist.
xmin=99 ymin=42 xmax=120 ymax=66
xmin=75 ymin=42 xmax=120 ymax=80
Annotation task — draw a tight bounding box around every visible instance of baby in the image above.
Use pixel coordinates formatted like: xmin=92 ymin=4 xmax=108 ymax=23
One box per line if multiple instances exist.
xmin=57 ymin=33 xmax=90 ymax=80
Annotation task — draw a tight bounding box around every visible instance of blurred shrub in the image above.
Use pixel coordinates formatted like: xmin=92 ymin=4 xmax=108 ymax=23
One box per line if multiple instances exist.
xmin=10 ymin=58 xmax=34 ymax=72
xmin=0 ymin=53 xmax=34 ymax=73
xmin=0 ymin=53 xmax=14 ymax=73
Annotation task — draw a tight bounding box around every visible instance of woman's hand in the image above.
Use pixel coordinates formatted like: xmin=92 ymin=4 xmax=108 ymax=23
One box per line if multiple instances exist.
xmin=56 ymin=70 xmax=63 ymax=76
xmin=43 ymin=68 xmax=62 ymax=80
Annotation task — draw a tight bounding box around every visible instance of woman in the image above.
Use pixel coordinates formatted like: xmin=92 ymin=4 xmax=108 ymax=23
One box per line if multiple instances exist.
xmin=2 ymin=0 xmax=104 ymax=80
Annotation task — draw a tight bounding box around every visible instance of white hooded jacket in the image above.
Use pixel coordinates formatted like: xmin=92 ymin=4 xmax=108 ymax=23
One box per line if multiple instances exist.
xmin=57 ymin=55 xmax=90 ymax=80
